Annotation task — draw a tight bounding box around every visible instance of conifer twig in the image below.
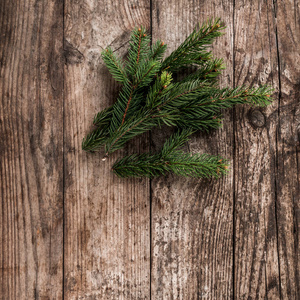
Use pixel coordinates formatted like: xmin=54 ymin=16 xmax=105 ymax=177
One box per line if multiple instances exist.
xmin=112 ymin=129 xmax=229 ymax=178
xmin=82 ymin=19 xmax=274 ymax=179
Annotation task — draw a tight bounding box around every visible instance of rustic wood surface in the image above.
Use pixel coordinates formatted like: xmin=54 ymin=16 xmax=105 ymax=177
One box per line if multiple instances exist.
xmin=233 ymin=1 xmax=281 ymax=298
xmin=0 ymin=0 xmax=299 ymax=299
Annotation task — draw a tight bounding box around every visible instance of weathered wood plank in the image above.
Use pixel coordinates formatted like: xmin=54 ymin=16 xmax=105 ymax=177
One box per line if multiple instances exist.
xmin=0 ymin=0 xmax=64 ymax=299
xmin=151 ymin=1 xmax=234 ymax=298
xmin=63 ymin=1 xmax=151 ymax=299
xmin=233 ymin=0 xmax=280 ymax=298
xmin=275 ymin=0 xmax=300 ymax=298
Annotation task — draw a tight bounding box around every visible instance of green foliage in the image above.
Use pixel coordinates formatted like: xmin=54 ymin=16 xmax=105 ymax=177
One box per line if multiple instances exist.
xmin=161 ymin=18 xmax=225 ymax=72
xmin=82 ymin=18 xmax=274 ymax=179
xmin=112 ymin=129 xmax=229 ymax=178
xmin=101 ymin=47 xmax=127 ymax=83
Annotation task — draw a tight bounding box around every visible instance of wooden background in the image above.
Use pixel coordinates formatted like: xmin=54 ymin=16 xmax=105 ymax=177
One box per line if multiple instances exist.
xmin=1 ymin=0 xmax=299 ymax=299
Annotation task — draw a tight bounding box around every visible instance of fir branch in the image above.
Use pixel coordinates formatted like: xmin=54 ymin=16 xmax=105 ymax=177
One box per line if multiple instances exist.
xmin=126 ymin=27 xmax=151 ymax=76
xmin=173 ymin=85 xmax=273 ymax=130
xmin=103 ymin=80 xmax=207 ymax=156
xmin=109 ymin=27 xmax=160 ymax=132
xmin=120 ymin=60 xmax=161 ymax=125
xmin=133 ymin=59 xmax=161 ymax=88
xmin=161 ymin=128 xmax=195 ymax=157
xmin=82 ymin=126 xmax=109 ymax=152
xmin=93 ymin=106 xmax=113 ymax=127
xmin=112 ymin=129 xmax=229 ymax=178
xmin=105 ymin=109 xmax=157 ymax=155
xmin=179 ymin=85 xmax=273 ymax=117
xmin=82 ymin=20 xmax=274 ymax=180
xmin=103 ymin=83 xmax=273 ymax=156
xmin=162 ymin=18 xmax=225 ymax=72
xmin=101 ymin=47 xmax=128 ymax=83
xmin=180 ymin=58 xmax=225 ymax=82
xmin=150 ymin=40 xmax=167 ymax=61
xmin=146 ymin=71 xmax=173 ymax=108
xmin=175 ymin=115 xmax=223 ymax=131
xmin=158 ymin=79 xmax=211 ymax=110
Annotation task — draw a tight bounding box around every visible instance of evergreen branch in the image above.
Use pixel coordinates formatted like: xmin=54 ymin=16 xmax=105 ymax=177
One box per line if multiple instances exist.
xmin=146 ymin=71 xmax=173 ymax=108
xmin=93 ymin=106 xmax=113 ymax=127
xmin=104 ymin=80 xmax=208 ymax=155
xmin=121 ymin=60 xmax=161 ymax=125
xmin=121 ymin=90 xmax=134 ymax=125
xmin=179 ymin=85 xmax=273 ymax=116
xmin=82 ymin=126 xmax=109 ymax=152
xmin=113 ymin=151 xmax=229 ymax=178
xmin=162 ymin=18 xmax=225 ymax=72
xmin=109 ymin=28 xmax=160 ymax=132
xmin=105 ymin=110 xmax=157 ymax=155
xmin=180 ymin=58 xmax=225 ymax=82
xmin=133 ymin=60 xmax=161 ymax=88
xmin=175 ymin=114 xmax=223 ymax=131
xmin=82 ymin=20 xmax=274 ymax=180
xmin=126 ymin=26 xmax=151 ymax=76
xmin=161 ymin=128 xmax=195 ymax=157
xmin=109 ymin=82 xmax=145 ymax=133
xmin=150 ymin=40 xmax=167 ymax=61
xmin=112 ymin=129 xmax=229 ymax=178
xmin=173 ymin=85 xmax=273 ymax=130
xmin=101 ymin=47 xmax=128 ymax=83
xmin=158 ymin=79 xmax=210 ymax=110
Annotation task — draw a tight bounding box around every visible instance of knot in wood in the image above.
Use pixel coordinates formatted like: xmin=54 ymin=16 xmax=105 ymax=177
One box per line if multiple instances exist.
xmin=249 ymin=109 xmax=266 ymax=128
xmin=64 ymin=40 xmax=84 ymax=65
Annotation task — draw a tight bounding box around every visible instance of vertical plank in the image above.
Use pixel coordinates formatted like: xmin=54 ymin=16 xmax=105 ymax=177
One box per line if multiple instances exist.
xmin=0 ymin=0 xmax=64 ymax=299
xmin=151 ymin=1 xmax=234 ymax=298
xmin=63 ymin=1 xmax=151 ymax=299
xmin=275 ymin=0 xmax=300 ymax=298
xmin=233 ymin=0 xmax=280 ymax=298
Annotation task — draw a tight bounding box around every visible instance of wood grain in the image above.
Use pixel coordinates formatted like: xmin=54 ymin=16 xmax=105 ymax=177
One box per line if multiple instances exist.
xmin=151 ymin=1 xmax=234 ymax=298
xmin=275 ymin=0 xmax=300 ymax=298
xmin=233 ymin=0 xmax=280 ymax=298
xmin=1 ymin=0 xmax=299 ymax=298
xmin=63 ymin=1 xmax=151 ymax=299
xmin=0 ymin=0 xmax=64 ymax=299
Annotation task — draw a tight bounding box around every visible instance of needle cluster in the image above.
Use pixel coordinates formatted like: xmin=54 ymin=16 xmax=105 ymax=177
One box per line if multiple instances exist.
xmin=82 ymin=19 xmax=273 ymax=178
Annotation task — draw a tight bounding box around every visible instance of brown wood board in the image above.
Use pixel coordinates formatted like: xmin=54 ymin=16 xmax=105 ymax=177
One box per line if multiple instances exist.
xmin=0 ymin=0 xmax=299 ymax=299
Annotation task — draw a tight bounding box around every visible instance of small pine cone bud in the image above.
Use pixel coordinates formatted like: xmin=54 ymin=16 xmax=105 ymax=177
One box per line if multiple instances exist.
xmin=224 ymin=165 xmax=229 ymax=170
xmin=161 ymin=42 xmax=164 ymax=46
xmin=216 ymin=24 xmax=220 ymax=28
xmin=138 ymin=28 xmax=141 ymax=32
xmin=266 ymin=94 xmax=270 ymax=97
xmin=163 ymin=85 xmax=167 ymax=88
xmin=218 ymin=159 xmax=223 ymax=163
